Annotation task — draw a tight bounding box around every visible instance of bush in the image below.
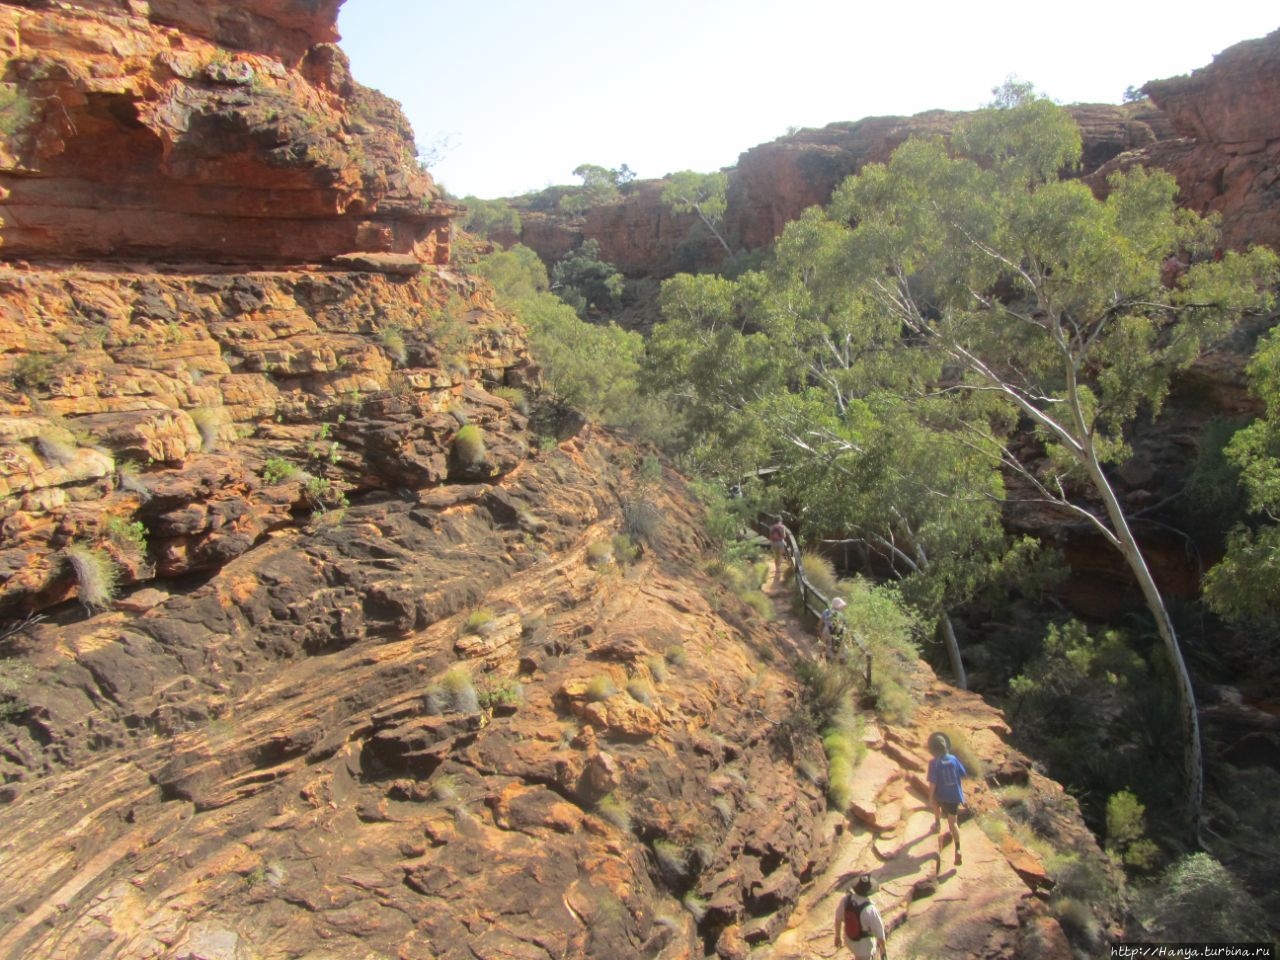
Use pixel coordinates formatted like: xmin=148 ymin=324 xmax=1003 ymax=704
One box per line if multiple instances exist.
xmin=492 ymin=385 xmax=529 ymax=414
xmin=800 ymin=553 xmax=839 ymax=597
xmin=1141 ymin=853 xmax=1268 ymax=941
xmin=452 ymin=424 xmax=486 ymax=467
xmin=586 ymin=540 xmax=614 ymax=568
xmin=188 ymin=407 xmax=223 ymax=451
xmin=463 ymin=608 xmax=495 ymax=635
xmin=379 ymin=325 xmax=408 ymax=365
xmin=585 ymin=675 xmax=618 ymax=702
xmin=426 ymin=666 xmax=480 ymax=714
xmin=117 ymin=462 xmax=152 ymax=502
xmin=595 ymin=792 xmax=632 ymax=831
xmin=35 ymin=426 xmax=79 ymax=467
xmin=65 ymin=543 xmax=119 ymax=611
xmin=626 ymin=679 xmax=653 ymax=706
xmin=262 ymin=457 xmax=300 ymax=484
xmin=104 ymin=516 xmax=147 ymax=554
xmin=1105 ymin=790 xmax=1160 ymax=871
xmin=0 ymin=660 xmax=35 ymax=719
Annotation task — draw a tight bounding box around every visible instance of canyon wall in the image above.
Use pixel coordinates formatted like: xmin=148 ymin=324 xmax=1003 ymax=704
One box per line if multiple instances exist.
xmin=0 ymin=0 xmax=451 ymax=264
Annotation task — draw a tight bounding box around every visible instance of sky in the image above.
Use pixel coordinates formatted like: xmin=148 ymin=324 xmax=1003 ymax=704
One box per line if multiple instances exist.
xmin=337 ymin=2 xmax=1278 ymax=200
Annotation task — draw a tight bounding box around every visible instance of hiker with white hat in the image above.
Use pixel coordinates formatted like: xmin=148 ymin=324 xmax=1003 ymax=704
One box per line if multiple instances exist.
xmin=820 ymin=596 xmax=848 ymax=657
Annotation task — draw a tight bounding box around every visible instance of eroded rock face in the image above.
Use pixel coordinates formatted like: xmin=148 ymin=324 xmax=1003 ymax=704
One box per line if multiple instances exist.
xmin=0 ymin=264 xmax=531 ymax=615
xmin=0 ymin=1 xmax=451 ymax=264
xmin=1092 ymin=28 xmax=1280 ymax=249
xmin=0 ymin=419 xmax=834 ymax=960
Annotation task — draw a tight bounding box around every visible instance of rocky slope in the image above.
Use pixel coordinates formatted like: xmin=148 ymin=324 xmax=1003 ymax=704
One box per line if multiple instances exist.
xmin=0 ymin=3 xmax=1223 ymax=958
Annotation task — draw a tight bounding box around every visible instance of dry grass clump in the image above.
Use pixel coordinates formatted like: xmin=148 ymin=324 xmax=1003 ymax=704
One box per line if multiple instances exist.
xmin=65 ymin=542 xmax=119 ymax=611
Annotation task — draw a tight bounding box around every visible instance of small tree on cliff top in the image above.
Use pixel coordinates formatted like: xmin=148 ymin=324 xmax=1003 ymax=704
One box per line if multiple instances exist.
xmin=661 ymin=170 xmax=732 ymax=256
xmin=818 ymin=89 xmax=1277 ymax=839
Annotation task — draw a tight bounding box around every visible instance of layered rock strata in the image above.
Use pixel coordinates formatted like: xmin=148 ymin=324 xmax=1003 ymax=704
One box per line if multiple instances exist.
xmin=0 ymin=1 xmax=452 ymax=264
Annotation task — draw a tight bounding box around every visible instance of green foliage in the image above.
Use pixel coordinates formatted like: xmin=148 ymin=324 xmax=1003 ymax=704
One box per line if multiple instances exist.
xmin=476 ymin=245 xmax=652 ymax=427
xmin=463 ymin=608 xmax=495 ymax=635
xmin=426 ymin=666 xmax=480 ymax=715
xmin=586 ymin=540 xmax=614 ymax=568
xmin=378 ymin=324 xmax=408 ymax=365
xmin=1105 ymin=790 xmax=1160 ymax=871
xmin=1205 ymin=325 xmax=1280 ymax=631
xmin=551 ymin=239 xmax=625 ymax=318
xmin=596 ymin=792 xmax=632 ymax=831
xmin=661 ymin=170 xmax=731 ymax=254
xmin=841 ymin=579 xmax=922 ymax=723
xmin=585 ymin=675 xmax=618 ymax=702
xmin=0 ymin=659 xmax=35 ymax=719
xmin=1007 ymin=619 xmax=1180 ymax=829
xmin=104 ymin=516 xmax=147 ymax=554
xmin=492 ymin=385 xmax=529 ymax=414
xmin=626 ymin=678 xmax=654 ymax=706
xmin=452 ymin=424 xmax=487 ymax=467
xmin=65 ymin=542 xmax=120 ymax=612
xmin=559 ymin=163 xmax=623 ymax=215
xmin=0 ymin=84 xmax=33 ymax=138
xmin=9 ymin=352 xmax=58 ymax=393
xmin=262 ymin=457 xmax=300 ymax=484
xmin=460 ymin=196 xmax=521 ymax=238
xmin=1139 ymin=853 xmax=1269 ymax=941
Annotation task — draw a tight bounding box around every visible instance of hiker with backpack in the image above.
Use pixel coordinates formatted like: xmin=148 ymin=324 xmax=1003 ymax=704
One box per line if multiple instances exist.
xmin=820 ymin=596 xmax=847 ymax=657
xmin=833 ymin=873 xmax=888 ymax=960
xmin=768 ymin=519 xmax=789 ymax=585
xmin=926 ymin=731 xmax=968 ymax=867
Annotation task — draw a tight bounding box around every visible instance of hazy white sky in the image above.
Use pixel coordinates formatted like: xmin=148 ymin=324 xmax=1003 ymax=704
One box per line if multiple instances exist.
xmin=337 ymin=2 xmax=1277 ymax=199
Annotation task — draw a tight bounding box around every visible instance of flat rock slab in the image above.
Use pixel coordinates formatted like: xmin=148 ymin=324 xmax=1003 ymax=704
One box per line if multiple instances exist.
xmin=846 ymin=750 xmax=902 ymax=826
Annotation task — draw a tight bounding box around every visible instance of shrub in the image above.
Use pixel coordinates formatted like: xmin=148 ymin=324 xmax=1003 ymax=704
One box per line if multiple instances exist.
xmin=117 ymin=462 xmax=153 ymax=502
xmin=741 ymin=590 xmax=774 ymax=621
xmin=596 ymin=792 xmax=631 ymax=831
xmin=645 ymin=654 xmax=668 ymax=684
xmin=622 ymin=498 xmax=663 ymax=544
xmin=492 ymin=385 xmax=529 ymax=414
xmin=585 ymin=675 xmax=617 ymax=702
xmin=477 ymin=678 xmax=522 ymax=709
xmin=1105 ymin=790 xmax=1160 ymax=871
xmin=379 ymin=325 xmax=408 ymax=365
xmin=64 ymin=543 xmax=119 ymax=611
xmin=104 ymin=516 xmax=147 ymax=554
xmin=1141 ymin=853 xmax=1268 ymax=941
xmin=626 ymin=679 xmax=653 ymax=706
xmin=463 ymin=608 xmax=495 ymax=635
xmin=452 ymin=424 xmax=486 ymax=467
xmin=586 ymin=540 xmax=614 ymax=568
xmin=34 ymin=426 xmax=79 ymax=467
xmin=427 ymin=667 xmax=479 ymax=714
xmin=800 ymin=553 xmax=839 ymax=597
xmin=611 ymin=534 xmax=640 ymax=566
xmin=188 ymin=407 xmax=223 ymax=451
xmin=9 ymin=352 xmax=57 ymax=393
xmin=262 ymin=457 xmax=300 ymax=484
xmin=0 ymin=660 xmax=35 ymax=719
xmin=664 ymin=644 xmax=686 ymax=667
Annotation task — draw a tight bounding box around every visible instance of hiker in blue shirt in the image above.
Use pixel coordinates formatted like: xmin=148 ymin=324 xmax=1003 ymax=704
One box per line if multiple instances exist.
xmin=926 ymin=732 xmax=967 ymax=867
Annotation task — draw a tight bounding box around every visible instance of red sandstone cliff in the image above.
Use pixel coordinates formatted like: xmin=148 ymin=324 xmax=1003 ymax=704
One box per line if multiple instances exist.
xmin=1089 ymin=27 xmax=1280 ymax=250
xmin=0 ymin=0 xmax=451 ymax=264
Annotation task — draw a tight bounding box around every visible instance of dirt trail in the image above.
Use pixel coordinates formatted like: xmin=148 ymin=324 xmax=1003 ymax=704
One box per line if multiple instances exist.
xmin=758 ymin=575 xmax=1068 ymax=959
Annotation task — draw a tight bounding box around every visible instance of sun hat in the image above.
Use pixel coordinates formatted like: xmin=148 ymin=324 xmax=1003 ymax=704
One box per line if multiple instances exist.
xmin=831 ymin=597 xmax=847 ymax=610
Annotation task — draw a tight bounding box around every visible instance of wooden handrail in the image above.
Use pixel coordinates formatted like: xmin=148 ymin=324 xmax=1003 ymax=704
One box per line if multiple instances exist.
xmin=758 ymin=520 xmax=872 ymax=687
